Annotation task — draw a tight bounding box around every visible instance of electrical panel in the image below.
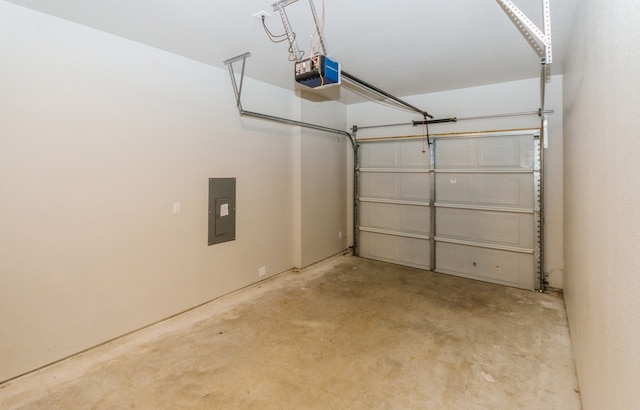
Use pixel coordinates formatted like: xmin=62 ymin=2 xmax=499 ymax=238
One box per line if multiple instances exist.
xmin=208 ymin=178 xmax=236 ymax=246
xmin=294 ymin=55 xmax=340 ymax=89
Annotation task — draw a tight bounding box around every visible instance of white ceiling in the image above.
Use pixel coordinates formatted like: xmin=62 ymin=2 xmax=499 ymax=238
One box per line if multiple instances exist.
xmin=6 ymin=0 xmax=577 ymax=104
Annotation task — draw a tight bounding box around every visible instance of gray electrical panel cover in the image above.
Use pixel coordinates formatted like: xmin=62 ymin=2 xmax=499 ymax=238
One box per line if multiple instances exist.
xmin=208 ymin=178 xmax=236 ymax=245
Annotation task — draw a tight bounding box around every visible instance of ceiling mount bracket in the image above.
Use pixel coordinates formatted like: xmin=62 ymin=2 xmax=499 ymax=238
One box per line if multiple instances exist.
xmin=496 ymin=0 xmax=552 ymax=64
xmin=223 ymin=52 xmax=251 ymax=110
xmin=271 ymin=0 xmax=328 ymax=61
xmin=272 ymin=0 xmax=303 ymax=61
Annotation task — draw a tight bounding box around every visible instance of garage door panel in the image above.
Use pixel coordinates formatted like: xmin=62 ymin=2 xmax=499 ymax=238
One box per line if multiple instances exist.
xmin=437 ymin=174 xmax=533 ymax=208
xmin=478 ymin=136 xmax=534 ymax=167
xmin=436 ymin=209 xmax=533 ymax=248
xmin=435 ymin=208 xmax=475 ymax=239
xmin=360 ymin=202 xmax=430 ymax=235
xmin=435 ymin=174 xmax=474 ymax=202
xmin=360 ymin=173 xmax=396 ymax=198
xmin=479 ymin=138 xmax=519 ymax=166
xmin=400 ymin=173 xmax=430 ymax=200
xmin=476 ymin=212 xmax=520 ymax=244
xmin=437 ymin=135 xmax=533 ymax=170
xmin=360 ymin=140 xmax=429 ymax=168
xmin=399 ymin=141 xmax=430 ymax=168
xmin=476 ymin=212 xmax=534 ymax=248
xmin=436 ymin=242 xmax=533 ymax=286
xmin=434 ymin=139 xmax=476 ymax=167
xmin=361 ymin=173 xmax=431 ymax=201
xmin=399 ymin=237 xmax=431 ymax=267
xmin=360 ymin=142 xmax=396 ymax=168
xmin=362 ymin=231 xmax=397 ymax=260
xmin=359 ymin=231 xmax=430 ymax=269
xmin=476 ymin=248 xmax=521 ymax=283
xmin=478 ymin=174 xmax=533 ymax=207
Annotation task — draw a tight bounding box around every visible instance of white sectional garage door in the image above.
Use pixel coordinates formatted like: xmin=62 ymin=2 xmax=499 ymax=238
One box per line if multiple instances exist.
xmin=357 ymin=130 xmax=541 ymax=290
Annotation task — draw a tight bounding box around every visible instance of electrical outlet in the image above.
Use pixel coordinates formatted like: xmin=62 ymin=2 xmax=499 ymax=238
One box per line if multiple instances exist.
xmin=172 ymin=202 xmax=181 ymax=214
xmin=259 ymin=266 xmax=266 ymax=277
xmin=338 ymin=231 xmax=342 ymax=239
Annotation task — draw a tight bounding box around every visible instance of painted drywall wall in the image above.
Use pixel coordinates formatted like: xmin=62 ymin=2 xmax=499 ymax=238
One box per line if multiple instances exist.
xmin=0 ymin=2 xmax=347 ymax=382
xmin=299 ymin=97 xmax=349 ymax=267
xmin=347 ymin=76 xmax=564 ymax=288
xmin=563 ymin=0 xmax=640 ymax=408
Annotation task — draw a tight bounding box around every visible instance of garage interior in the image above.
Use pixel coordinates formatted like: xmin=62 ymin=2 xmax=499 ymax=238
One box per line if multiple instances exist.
xmin=1 ymin=1 xmax=639 ymax=409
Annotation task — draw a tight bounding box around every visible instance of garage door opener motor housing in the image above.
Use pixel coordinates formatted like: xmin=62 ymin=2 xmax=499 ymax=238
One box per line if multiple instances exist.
xmin=295 ymin=54 xmax=340 ymax=89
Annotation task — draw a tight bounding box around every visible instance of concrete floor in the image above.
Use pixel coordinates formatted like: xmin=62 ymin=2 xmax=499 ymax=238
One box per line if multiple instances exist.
xmin=0 ymin=254 xmax=581 ymax=409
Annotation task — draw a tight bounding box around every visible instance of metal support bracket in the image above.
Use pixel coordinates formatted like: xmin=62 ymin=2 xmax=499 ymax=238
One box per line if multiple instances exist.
xmin=307 ymin=0 xmax=328 ymax=55
xmin=496 ymin=0 xmax=552 ymax=64
xmin=223 ymin=52 xmax=251 ymax=110
xmin=223 ymin=52 xmax=355 ymax=150
xmin=272 ymin=0 xmax=328 ymax=61
xmin=272 ymin=0 xmax=303 ymax=61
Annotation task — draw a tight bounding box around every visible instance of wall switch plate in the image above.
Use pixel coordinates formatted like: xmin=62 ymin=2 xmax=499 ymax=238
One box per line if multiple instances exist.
xmin=259 ymin=266 xmax=267 ymax=277
xmin=172 ymin=202 xmax=181 ymax=214
xmin=338 ymin=231 xmax=342 ymax=239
